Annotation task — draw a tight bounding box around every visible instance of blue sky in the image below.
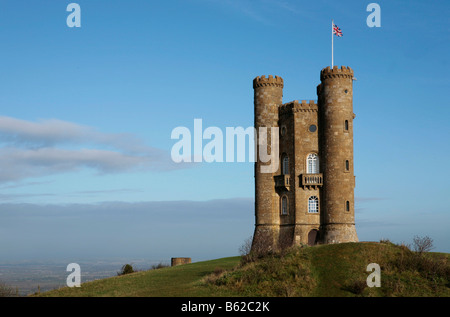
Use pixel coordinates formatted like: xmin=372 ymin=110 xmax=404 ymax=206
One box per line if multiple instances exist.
xmin=0 ymin=0 xmax=449 ymax=263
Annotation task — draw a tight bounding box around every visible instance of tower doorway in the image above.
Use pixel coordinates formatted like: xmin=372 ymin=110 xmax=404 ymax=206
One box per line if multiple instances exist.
xmin=308 ymin=229 xmax=319 ymax=246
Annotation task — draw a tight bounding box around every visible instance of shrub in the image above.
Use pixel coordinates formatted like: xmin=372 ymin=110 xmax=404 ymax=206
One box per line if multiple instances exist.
xmin=117 ymin=264 xmax=135 ymax=276
xmin=151 ymin=262 xmax=169 ymax=270
xmin=213 ymin=267 xmax=225 ymax=276
xmin=202 ymin=267 xmax=227 ymax=285
xmin=0 ymin=281 xmax=16 ymax=297
xmin=239 ymin=236 xmax=253 ymax=256
xmin=412 ymin=235 xmax=434 ymax=254
xmin=390 ymin=242 xmax=449 ymax=286
xmin=343 ymin=279 xmax=367 ymax=295
xmin=239 ymin=234 xmax=276 ymax=264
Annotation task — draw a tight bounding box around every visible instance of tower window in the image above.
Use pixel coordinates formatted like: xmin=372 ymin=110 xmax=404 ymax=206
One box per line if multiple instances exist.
xmin=308 ymin=196 xmax=319 ymax=213
xmin=307 ymin=153 xmax=319 ymax=174
xmin=281 ymin=196 xmax=288 ymax=215
xmin=344 ymin=120 xmax=349 ymax=131
xmin=282 ymin=155 xmax=289 ymax=175
xmin=345 ymin=160 xmax=350 ymax=171
xmin=346 ymin=201 xmax=350 ymax=212
xmin=309 ymin=125 xmax=317 ymax=133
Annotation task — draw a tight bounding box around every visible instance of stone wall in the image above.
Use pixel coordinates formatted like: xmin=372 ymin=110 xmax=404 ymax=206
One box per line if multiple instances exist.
xmin=252 ymin=66 xmax=358 ymax=251
xmin=171 ymin=257 xmax=191 ymax=267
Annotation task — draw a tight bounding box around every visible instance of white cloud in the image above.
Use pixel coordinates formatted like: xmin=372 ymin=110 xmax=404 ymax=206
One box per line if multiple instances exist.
xmin=0 ymin=116 xmax=151 ymax=153
xmin=0 ymin=116 xmax=183 ymax=183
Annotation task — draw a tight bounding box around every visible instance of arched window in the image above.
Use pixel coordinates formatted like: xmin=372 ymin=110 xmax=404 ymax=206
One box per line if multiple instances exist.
xmin=281 ymin=196 xmax=288 ymax=215
xmin=282 ymin=155 xmax=289 ymax=175
xmin=307 ymin=154 xmax=319 ymax=174
xmin=308 ymin=196 xmax=319 ymax=213
xmin=345 ymin=160 xmax=350 ymax=171
xmin=346 ymin=201 xmax=350 ymax=212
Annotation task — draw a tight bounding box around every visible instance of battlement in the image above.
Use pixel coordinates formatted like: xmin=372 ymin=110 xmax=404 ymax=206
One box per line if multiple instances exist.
xmin=320 ymin=66 xmax=354 ymax=81
xmin=253 ymin=75 xmax=284 ymax=89
xmin=252 ymin=65 xmax=358 ymax=250
xmin=279 ymin=100 xmax=317 ymax=115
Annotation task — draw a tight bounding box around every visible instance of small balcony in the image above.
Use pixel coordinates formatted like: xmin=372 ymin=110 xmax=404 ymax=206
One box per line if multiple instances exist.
xmin=274 ymin=174 xmax=291 ymax=190
xmin=300 ymin=173 xmax=323 ymax=188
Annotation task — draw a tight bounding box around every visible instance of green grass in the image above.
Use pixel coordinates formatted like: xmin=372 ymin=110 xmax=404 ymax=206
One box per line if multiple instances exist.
xmin=212 ymin=242 xmax=449 ymax=297
xmin=37 ymin=257 xmax=241 ymax=297
xmin=37 ymin=242 xmax=450 ymax=297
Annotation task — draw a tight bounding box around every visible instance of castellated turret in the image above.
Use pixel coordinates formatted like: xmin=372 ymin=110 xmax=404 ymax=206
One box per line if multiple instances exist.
xmin=252 ymin=66 xmax=358 ymax=252
xmin=252 ymin=75 xmax=283 ymax=252
xmin=317 ymin=66 xmax=358 ymax=244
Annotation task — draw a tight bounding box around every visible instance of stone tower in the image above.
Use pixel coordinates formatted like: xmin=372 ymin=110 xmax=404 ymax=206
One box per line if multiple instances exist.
xmin=252 ymin=66 xmax=358 ymax=251
xmin=318 ymin=66 xmax=358 ymax=244
xmin=253 ymin=75 xmax=284 ymax=252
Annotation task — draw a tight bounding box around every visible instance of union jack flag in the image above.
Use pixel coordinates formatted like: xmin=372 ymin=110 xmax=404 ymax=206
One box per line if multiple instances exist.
xmin=333 ymin=23 xmax=343 ymax=37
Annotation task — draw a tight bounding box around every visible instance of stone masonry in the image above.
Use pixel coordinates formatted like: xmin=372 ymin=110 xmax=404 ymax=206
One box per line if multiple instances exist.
xmin=252 ymin=66 xmax=358 ymax=252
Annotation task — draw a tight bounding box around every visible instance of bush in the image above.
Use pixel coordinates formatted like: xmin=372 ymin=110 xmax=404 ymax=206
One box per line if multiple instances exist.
xmin=0 ymin=281 xmax=17 ymax=297
xmin=343 ymin=279 xmax=367 ymax=295
xmin=390 ymin=242 xmax=449 ymax=284
xmin=202 ymin=267 xmax=227 ymax=285
xmin=117 ymin=264 xmax=135 ymax=276
xmin=239 ymin=236 xmax=253 ymax=258
xmin=239 ymin=234 xmax=276 ymax=264
xmin=412 ymin=235 xmax=434 ymax=254
xmin=151 ymin=262 xmax=169 ymax=270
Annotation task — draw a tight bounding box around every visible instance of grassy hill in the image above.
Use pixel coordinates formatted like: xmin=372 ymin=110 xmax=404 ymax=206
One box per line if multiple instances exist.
xmin=37 ymin=241 xmax=449 ymax=297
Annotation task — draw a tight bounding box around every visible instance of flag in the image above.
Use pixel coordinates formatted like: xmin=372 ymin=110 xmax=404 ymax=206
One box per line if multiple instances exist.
xmin=331 ymin=20 xmax=342 ymax=68
xmin=333 ymin=23 xmax=343 ymax=37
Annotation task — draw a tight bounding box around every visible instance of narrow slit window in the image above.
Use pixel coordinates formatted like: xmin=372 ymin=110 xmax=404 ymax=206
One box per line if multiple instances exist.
xmin=346 ymin=201 xmax=350 ymax=212
xmin=281 ymin=196 xmax=288 ymax=215
xmin=345 ymin=120 xmax=349 ymax=131
xmin=282 ymin=155 xmax=289 ymax=175
xmin=345 ymin=160 xmax=350 ymax=171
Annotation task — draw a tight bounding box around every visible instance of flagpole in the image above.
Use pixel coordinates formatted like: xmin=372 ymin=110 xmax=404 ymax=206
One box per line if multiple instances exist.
xmin=331 ymin=19 xmax=334 ymax=68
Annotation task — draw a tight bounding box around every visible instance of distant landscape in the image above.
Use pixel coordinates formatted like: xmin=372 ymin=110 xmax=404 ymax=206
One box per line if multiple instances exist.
xmin=0 ymin=0 xmax=449 ymax=301
xmin=34 ymin=242 xmax=450 ymax=297
xmin=0 ymin=259 xmax=166 ymax=296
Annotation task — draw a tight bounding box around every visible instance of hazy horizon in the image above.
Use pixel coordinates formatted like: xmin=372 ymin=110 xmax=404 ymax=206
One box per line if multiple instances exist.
xmin=0 ymin=1 xmax=449 ymax=267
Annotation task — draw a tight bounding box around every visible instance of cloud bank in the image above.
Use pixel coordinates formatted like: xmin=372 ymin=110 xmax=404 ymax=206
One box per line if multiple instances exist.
xmin=0 ymin=116 xmax=181 ymax=183
xmin=0 ymin=198 xmax=255 ymax=261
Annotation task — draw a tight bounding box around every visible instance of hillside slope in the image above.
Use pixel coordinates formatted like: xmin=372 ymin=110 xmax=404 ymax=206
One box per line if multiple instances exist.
xmin=38 ymin=242 xmax=449 ymax=297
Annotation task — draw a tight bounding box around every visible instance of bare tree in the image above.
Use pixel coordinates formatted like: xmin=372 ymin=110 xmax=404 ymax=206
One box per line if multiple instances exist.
xmin=239 ymin=236 xmax=253 ymax=257
xmin=239 ymin=234 xmax=275 ymax=263
xmin=412 ymin=235 xmax=434 ymax=254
